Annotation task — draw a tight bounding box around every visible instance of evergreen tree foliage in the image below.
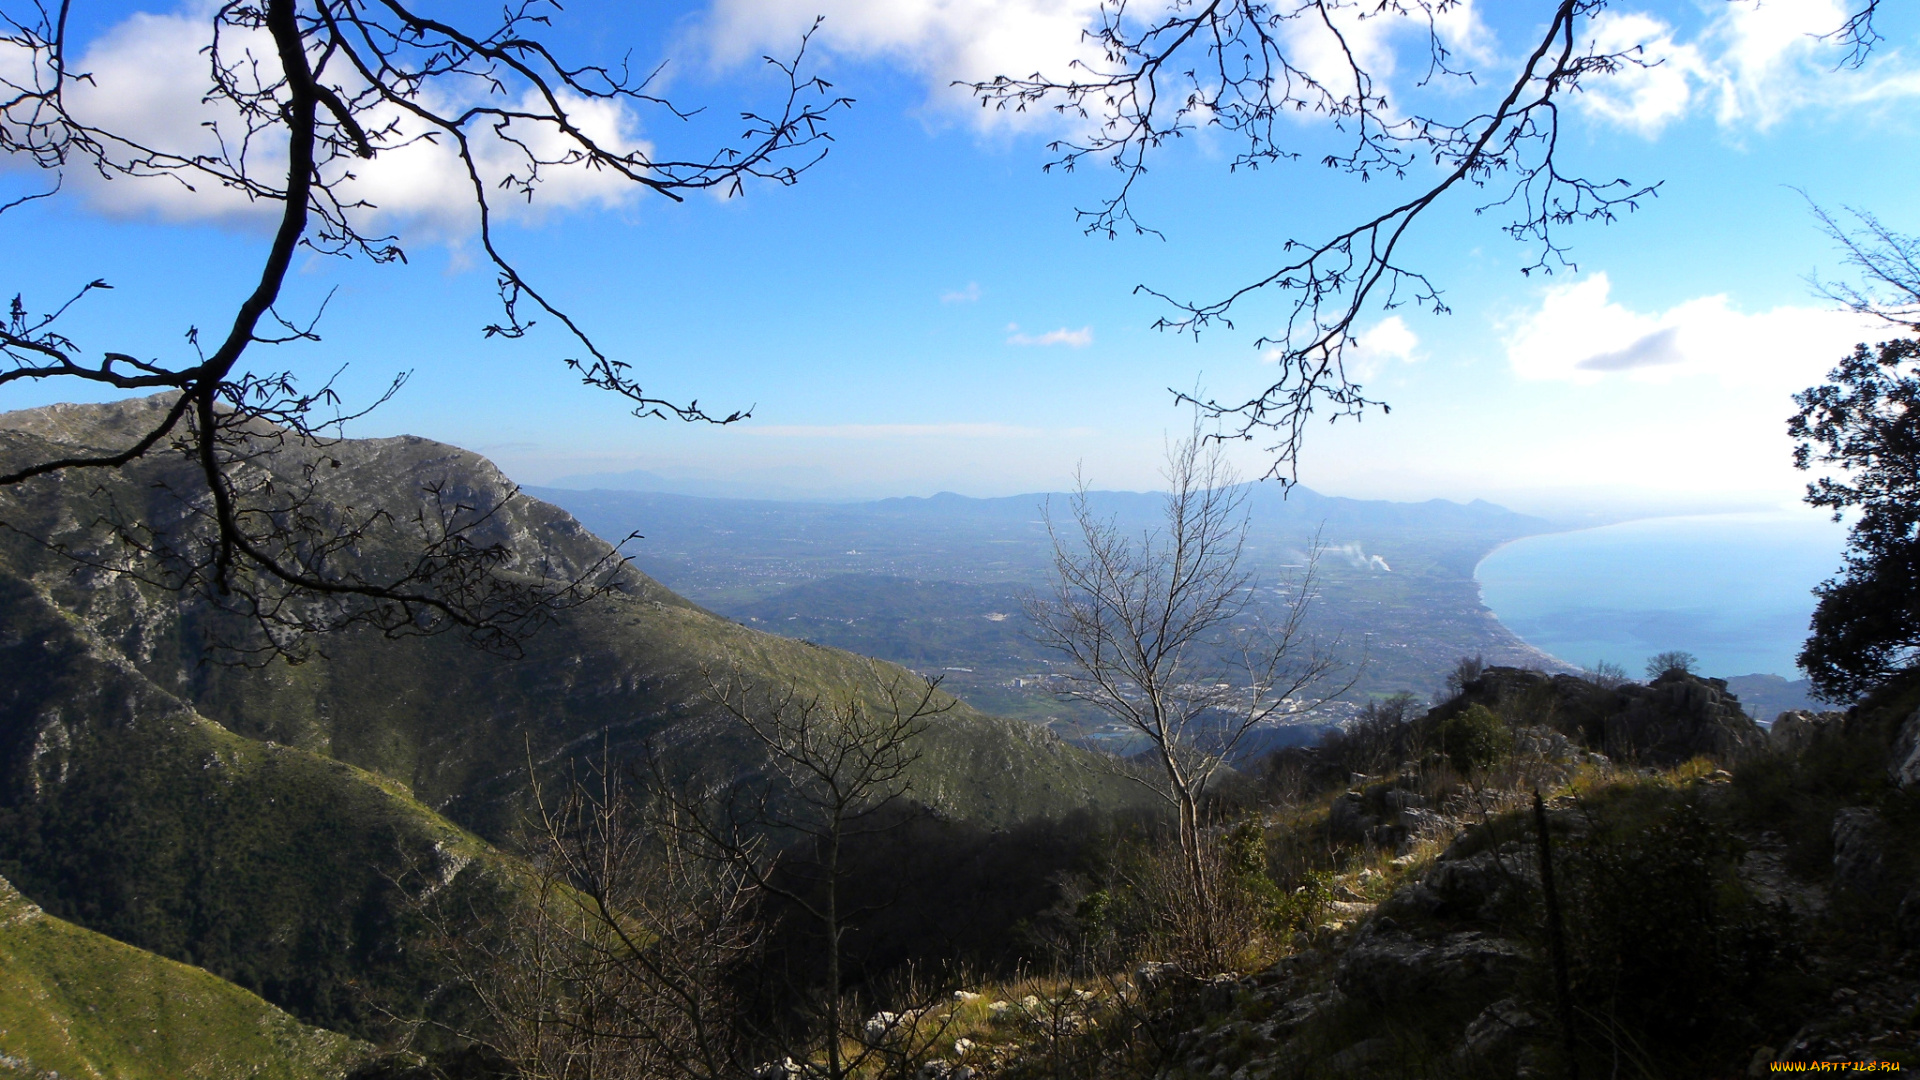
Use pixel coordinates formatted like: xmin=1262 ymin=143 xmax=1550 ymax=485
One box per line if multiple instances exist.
xmin=1791 ymin=337 xmax=1920 ymax=699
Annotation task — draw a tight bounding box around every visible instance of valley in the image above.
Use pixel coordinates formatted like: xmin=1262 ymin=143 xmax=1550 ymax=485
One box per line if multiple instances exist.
xmin=533 ymin=484 xmax=1576 ymax=741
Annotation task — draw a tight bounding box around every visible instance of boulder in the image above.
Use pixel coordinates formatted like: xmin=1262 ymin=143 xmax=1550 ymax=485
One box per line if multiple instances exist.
xmin=1455 ymin=996 xmax=1544 ymax=1065
xmin=1831 ymin=807 xmax=1889 ymax=899
xmin=1334 ymin=928 xmax=1531 ymax=1011
xmin=1512 ymin=726 xmax=1583 ymax=763
xmin=1328 ymin=792 xmax=1373 ymax=844
xmin=1772 ymin=710 xmax=1849 ymax=754
xmin=1897 ymin=889 xmax=1920 ymax=948
xmin=1135 ymin=961 xmax=1184 ymax=990
xmin=1381 ymin=844 xmax=1539 ymax=924
xmin=1328 ymin=779 xmax=1446 ymax=850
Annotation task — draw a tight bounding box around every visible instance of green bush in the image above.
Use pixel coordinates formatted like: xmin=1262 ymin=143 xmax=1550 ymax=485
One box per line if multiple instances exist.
xmin=1436 ymin=704 xmax=1513 ymax=773
xmin=1556 ymin=788 xmax=1802 ymax=1075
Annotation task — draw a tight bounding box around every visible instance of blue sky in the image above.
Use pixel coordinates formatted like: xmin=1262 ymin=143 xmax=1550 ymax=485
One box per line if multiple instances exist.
xmin=5 ymin=0 xmax=1920 ymax=519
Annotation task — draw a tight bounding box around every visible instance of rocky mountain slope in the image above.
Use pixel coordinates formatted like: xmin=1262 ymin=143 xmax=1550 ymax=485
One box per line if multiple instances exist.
xmin=0 ymin=395 xmax=1145 ymax=840
xmin=0 ymin=394 xmax=1152 ymax=1052
xmin=0 ymin=571 xmax=513 ymax=1041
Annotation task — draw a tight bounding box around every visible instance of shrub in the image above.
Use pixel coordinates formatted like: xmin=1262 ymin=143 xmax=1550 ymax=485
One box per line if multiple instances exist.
xmin=1557 ymin=789 xmax=1802 ymax=1074
xmin=1436 ymin=704 xmax=1513 ymax=773
xmin=1584 ymin=659 xmax=1630 ymax=689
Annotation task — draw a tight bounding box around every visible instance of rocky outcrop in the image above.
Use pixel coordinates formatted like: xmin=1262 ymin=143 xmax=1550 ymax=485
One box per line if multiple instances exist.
xmin=1600 ymin=670 xmax=1769 ymax=764
xmin=1328 ymin=778 xmax=1444 ymax=851
xmin=1890 ymin=707 xmax=1920 ymax=788
xmin=1450 ymin=667 xmax=1767 ymax=766
xmin=1334 ymin=927 xmax=1530 ymax=1011
xmin=1832 ymin=807 xmax=1890 ymax=900
xmin=1771 ymin=709 xmax=1851 ymax=753
xmin=1381 ymin=843 xmax=1540 ymax=924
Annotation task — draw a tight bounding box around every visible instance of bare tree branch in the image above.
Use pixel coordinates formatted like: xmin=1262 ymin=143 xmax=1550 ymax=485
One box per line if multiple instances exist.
xmin=970 ymin=1 xmax=1661 ymax=483
xmin=0 ymin=0 xmax=849 ymax=658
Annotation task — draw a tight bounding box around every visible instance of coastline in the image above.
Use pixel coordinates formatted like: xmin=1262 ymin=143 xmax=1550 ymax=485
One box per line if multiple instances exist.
xmin=1471 ymin=528 xmax=1586 ymax=676
xmin=1470 ymin=513 xmax=1843 ymax=680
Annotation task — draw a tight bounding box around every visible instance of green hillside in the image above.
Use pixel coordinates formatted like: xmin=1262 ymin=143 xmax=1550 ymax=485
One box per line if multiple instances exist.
xmin=0 ymin=573 xmax=515 ymax=1041
xmin=0 ymin=395 xmax=1149 ymax=842
xmin=0 ymin=874 xmax=369 ymax=1080
xmin=0 ymin=394 xmax=1153 ymax=1045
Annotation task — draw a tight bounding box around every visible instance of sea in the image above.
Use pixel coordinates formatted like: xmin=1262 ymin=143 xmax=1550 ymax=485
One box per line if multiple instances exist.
xmin=1475 ymin=511 xmax=1852 ymax=680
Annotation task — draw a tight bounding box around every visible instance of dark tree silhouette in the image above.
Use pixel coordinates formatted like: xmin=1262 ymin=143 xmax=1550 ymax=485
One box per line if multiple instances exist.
xmin=1786 ymin=204 xmax=1920 ymax=700
xmin=1792 ymin=336 xmax=1920 ymax=700
xmin=1644 ymin=650 xmax=1696 ymax=680
xmin=0 ymin=0 xmax=847 ymax=659
xmin=970 ymin=0 xmax=1885 ymax=483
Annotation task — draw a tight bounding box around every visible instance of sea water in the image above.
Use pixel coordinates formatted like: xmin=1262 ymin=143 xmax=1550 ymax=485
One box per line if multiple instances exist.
xmin=1475 ymin=511 xmax=1851 ymax=679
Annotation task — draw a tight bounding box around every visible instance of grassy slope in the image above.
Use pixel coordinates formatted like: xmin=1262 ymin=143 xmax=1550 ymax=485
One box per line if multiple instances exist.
xmin=0 ymin=875 xmax=369 ymax=1080
xmin=0 ymin=573 xmax=512 ymax=1041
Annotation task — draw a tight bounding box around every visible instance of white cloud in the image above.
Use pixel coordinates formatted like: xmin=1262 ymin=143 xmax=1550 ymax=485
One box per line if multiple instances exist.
xmin=1007 ymin=324 xmax=1092 ymax=347
xmin=1504 ymin=272 xmax=1881 ymax=387
xmin=5 ymin=6 xmax=651 ymax=234
xmin=942 ymin=282 xmax=982 ymax=303
xmin=1574 ymin=10 xmax=1707 ymax=135
xmin=1264 ymin=315 xmax=1419 ymax=380
xmin=1576 ymin=1 xmax=1920 ymax=135
xmin=695 ymin=0 xmax=1493 ymax=131
xmin=697 ymin=0 xmax=1106 ymax=120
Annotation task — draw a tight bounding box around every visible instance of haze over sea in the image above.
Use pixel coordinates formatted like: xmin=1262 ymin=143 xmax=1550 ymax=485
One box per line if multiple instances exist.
xmin=1475 ymin=512 xmax=1851 ymax=680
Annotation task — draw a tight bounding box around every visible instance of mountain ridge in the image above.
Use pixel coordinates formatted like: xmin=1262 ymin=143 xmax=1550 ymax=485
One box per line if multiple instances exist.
xmin=0 ymin=394 xmax=1158 ymax=1044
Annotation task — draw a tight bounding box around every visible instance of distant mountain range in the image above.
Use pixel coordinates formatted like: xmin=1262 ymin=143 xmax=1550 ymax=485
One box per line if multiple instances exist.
xmin=528 ymin=483 xmax=1572 ymax=735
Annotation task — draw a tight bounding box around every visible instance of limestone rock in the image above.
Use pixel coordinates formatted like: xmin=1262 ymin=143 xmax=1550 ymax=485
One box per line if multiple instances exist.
xmin=1890 ymin=707 xmax=1920 ymax=788
xmin=1381 ymin=843 xmax=1540 ymax=924
xmin=1832 ymin=807 xmax=1889 ymax=899
xmin=1601 ymin=671 xmax=1769 ymax=764
xmin=1334 ymin=928 xmax=1530 ymax=1010
xmin=1455 ymin=996 xmax=1544 ymax=1064
xmin=1328 ymin=779 xmax=1449 ymax=850
xmin=1772 ymin=710 xmax=1849 ymax=754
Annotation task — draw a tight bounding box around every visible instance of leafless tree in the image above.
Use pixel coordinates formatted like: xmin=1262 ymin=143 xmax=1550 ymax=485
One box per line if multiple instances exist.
xmin=0 ymin=1 xmax=847 ymax=659
xmin=969 ymin=0 xmax=1886 ymax=483
xmin=429 ymin=746 xmax=760 ymax=1080
xmin=1026 ymin=430 xmax=1346 ymax=924
xmin=666 ymin=663 xmax=953 ymax=1080
xmin=1810 ymin=201 xmax=1920 ymax=333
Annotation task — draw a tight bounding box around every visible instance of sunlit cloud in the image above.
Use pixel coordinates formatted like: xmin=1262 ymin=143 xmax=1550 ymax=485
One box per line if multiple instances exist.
xmin=696 ymin=0 xmax=1105 ymax=123
xmin=0 ymin=6 xmax=651 ymax=235
xmin=1503 ymin=273 xmax=1880 ymax=387
xmin=1577 ymin=0 xmax=1920 ymax=136
xmin=1006 ymin=324 xmax=1092 ymax=347
xmin=695 ymin=0 xmax=1491 ymax=131
xmin=1264 ymin=316 xmax=1419 ymax=381
xmin=941 ymin=282 xmax=982 ymax=303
